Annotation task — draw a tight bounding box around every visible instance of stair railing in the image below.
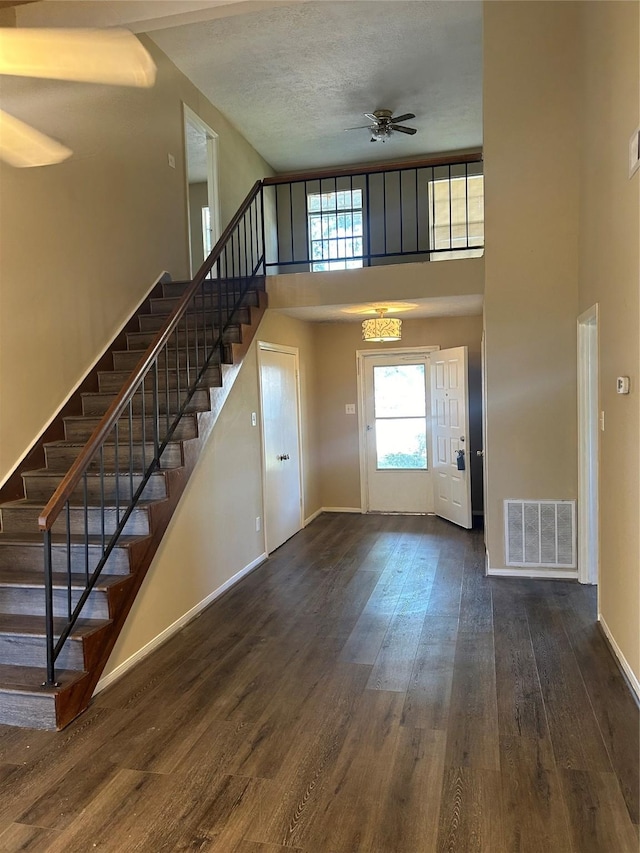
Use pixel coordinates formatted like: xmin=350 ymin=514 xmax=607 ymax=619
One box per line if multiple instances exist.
xmin=38 ymin=181 xmax=265 ymax=686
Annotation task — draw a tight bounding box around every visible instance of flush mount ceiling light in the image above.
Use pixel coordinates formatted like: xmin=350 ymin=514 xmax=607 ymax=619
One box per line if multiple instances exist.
xmin=362 ymin=308 xmax=402 ymax=342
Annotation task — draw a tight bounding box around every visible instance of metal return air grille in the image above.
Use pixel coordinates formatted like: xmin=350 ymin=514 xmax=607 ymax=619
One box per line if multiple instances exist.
xmin=504 ymin=500 xmax=576 ymax=568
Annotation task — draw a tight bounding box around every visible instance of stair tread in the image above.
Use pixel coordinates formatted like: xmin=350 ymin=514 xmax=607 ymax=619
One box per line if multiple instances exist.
xmin=0 ymin=569 xmax=129 ymax=589
xmin=44 ymin=439 xmax=186 ymax=448
xmin=21 ymin=468 xmax=174 ymax=479
xmin=1 ymin=498 xmax=160 ymax=511
xmin=0 ymin=663 xmax=87 ymax=693
xmin=0 ymin=531 xmax=150 ymax=547
xmin=0 ymin=613 xmax=111 ymax=638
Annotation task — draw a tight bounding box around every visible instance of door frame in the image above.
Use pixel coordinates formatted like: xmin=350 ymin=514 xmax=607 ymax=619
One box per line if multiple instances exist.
xmin=182 ymin=104 xmax=221 ymax=277
xmin=577 ymin=304 xmax=599 ymax=585
xmin=257 ymin=341 xmax=304 ymax=553
xmin=356 ymin=346 xmax=439 ymax=513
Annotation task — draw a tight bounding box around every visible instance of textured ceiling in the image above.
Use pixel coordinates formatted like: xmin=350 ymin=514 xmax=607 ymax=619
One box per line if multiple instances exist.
xmin=149 ymin=1 xmax=483 ymax=173
xmin=276 ymin=294 xmax=484 ymax=323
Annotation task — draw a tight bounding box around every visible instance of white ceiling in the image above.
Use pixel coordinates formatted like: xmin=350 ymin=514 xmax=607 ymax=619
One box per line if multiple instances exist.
xmin=276 ymin=294 xmax=483 ymax=323
xmin=149 ymin=1 xmax=483 ymax=173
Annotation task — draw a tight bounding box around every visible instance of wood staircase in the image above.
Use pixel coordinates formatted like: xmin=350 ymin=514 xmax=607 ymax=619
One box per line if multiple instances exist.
xmin=0 ymin=276 xmax=267 ymax=730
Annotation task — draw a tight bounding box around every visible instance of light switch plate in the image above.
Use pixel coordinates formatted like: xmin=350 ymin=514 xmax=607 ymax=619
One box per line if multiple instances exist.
xmin=345 ymin=404 xmax=356 ymax=415
xmin=168 ymin=153 xmax=176 ymax=169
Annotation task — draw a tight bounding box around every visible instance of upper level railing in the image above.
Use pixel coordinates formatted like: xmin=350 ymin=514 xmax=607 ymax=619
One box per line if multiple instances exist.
xmin=37 ymin=181 xmax=265 ymax=686
xmin=262 ymin=153 xmax=483 ymax=274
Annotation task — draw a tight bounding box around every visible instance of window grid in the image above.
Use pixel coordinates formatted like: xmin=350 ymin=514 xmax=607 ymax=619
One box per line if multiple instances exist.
xmin=307 ymin=189 xmax=364 ymax=272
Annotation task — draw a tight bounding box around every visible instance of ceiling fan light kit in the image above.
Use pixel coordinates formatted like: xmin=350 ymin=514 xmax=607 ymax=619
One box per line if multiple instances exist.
xmin=346 ymin=109 xmax=417 ymax=143
xmin=362 ymin=308 xmax=402 ymax=342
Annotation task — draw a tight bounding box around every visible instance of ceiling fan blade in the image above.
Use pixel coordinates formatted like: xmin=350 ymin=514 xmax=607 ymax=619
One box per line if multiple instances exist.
xmin=363 ymin=113 xmax=379 ymax=122
xmin=0 ymin=28 xmax=156 ymax=88
xmin=0 ymin=108 xmax=72 ymax=168
xmin=391 ymin=113 xmax=415 ymax=124
xmin=345 ymin=125 xmax=373 ymax=131
xmin=391 ymin=124 xmax=417 ymax=135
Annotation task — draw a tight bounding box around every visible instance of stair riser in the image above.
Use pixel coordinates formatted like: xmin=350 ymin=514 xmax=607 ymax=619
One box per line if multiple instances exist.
xmin=126 ymin=326 xmax=240 ymax=350
xmin=138 ymin=306 xmax=251 ymax=332
xmin=0 ymin=635 xmax=84 ymax=669
xmin=44 ymin=442 xmax=184 ymax=472
xmin=161 ymin=279 xmax=261 ymax=298
xmin=151 ymin=289 xmax=259 ymax=314
xmin=0 ymin=588 xmax=110 ymax=620
xmin=64 ymin=415 xmax=198 ymax=443
xmin=22 ymin=473 xmax=168 ymax=503
xmin=112 ymin=348 xmax=221 ymax=373
xmin=1 ymin=507 xmax=151 ymax=537
xmin=98 ymin=367 xmax=221 ymax=394
xmin=81 ymin=388 xmax=210 ymax=417
xmin=0 ymin=544 xmax=132 ymax=575
xmin=0 ymin=690 xmax=57 ymax=729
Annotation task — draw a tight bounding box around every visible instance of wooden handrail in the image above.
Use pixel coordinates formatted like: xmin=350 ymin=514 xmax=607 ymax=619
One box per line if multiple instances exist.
xmin=262 ymin=151 xmax=483 ymax=186
xmin=38 ymin=180 xmax=262 ymax=531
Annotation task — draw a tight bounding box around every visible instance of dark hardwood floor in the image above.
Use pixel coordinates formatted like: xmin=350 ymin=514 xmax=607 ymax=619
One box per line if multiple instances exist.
xmin=0 ymin=513 xmax=637 ymax=852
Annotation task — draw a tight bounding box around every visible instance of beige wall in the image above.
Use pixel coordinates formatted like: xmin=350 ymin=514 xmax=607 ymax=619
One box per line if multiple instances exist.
xmin=483 ymin=1 xmax=581 ymax=568
xmin=578 ymin=2 xmax=639 ymax=679
xmin=315 ymin=314 xmax=484 ymax=510
xmin=0 ymin=37 xmax=272 ymax=484
xmin=187 ymin=181 xmax=208 ymax=273
xmin=104 ymin=308 xmax=321 ymax=676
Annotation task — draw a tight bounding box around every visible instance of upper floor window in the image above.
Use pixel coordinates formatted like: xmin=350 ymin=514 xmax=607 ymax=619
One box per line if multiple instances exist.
xmin=428 ymin=173 xmax=484 ymax=261
xmin=307 ymin=189 xmax=363 ymax=272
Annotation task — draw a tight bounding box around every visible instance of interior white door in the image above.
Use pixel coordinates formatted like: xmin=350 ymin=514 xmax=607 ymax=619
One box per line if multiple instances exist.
xmin=362 ymin=352 xmax=433 ymax=513
xmin=430 ymin=346 xmax=472 ymax=528
xmin=259 ymin=344 xmax=302 ymax=552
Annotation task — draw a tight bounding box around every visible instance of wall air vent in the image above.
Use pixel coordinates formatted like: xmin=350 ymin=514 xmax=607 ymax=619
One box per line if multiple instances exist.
xmin=504 ymin=500 xmax=576 ymax=568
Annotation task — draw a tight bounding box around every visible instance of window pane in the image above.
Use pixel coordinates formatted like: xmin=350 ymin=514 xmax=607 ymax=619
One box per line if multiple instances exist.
xmin=376 ymin=418 xmax=427 ymax=470
xmin=308 ymin=189 xmax=363 ymax=272
xmin=374 ymin=364 xmax=426 ymax=418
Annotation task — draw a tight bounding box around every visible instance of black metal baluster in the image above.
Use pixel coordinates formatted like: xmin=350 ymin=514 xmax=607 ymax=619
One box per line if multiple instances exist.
xmin=43 ymin=529 xmax=55 ymax=685
xmin=465 ymin=162 xmax=469 ymax=248
xmin=289 ymin=182 xmax=294 ymax=264
xmin=128 ymin=400 xmax=134 ymax=502
xmin=260 ymin=187 xmax=267 ymax=272
xmin=365 ymin=173 xmax=371 ymax=265
xmin=165 ymin=339 xmax=170 ymax=436
xmin=140 ymin=378 xmax=146 ymax=475
xmin=114 ymin=421 xmax=120 ymax=526
xmin=383 ymin=171 xmax=387 ymax=257
xmin=415 ymin=168 xmax=419 ymax=254
xmin=83 ymin=473 xmax=89 ymax=584
xmin=66 ymin=501 xmax=72 ymax=620
xmin=430 ymin=166 xmax=436 ymax=255
xmin=399 ymin=170 xmax=404 ymax=255
xmin=99 ymin=445 xmax=105 ymax=556
xmin=153 ymin=360 xmax=160 ymax=464
xmin=448 ymin=164 xmax=453 ymax=250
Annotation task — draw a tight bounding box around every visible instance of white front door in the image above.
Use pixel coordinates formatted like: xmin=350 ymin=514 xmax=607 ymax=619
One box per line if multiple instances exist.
xmin=361 ymin=351 xmax=434 ymax=513
xmin=430 ymin=346 xmax=472 ymax=528
xmin=259 ymin=343 xmax=303 ymax=553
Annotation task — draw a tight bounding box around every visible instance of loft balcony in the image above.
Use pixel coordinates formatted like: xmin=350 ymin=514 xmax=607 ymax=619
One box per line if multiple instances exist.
xmin=261 ymin=153 xmax=484 ymax=316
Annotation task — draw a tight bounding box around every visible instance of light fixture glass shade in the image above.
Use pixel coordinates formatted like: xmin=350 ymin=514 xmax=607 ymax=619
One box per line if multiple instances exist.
xmin=362 ymin=316 xmax=402 ymax=342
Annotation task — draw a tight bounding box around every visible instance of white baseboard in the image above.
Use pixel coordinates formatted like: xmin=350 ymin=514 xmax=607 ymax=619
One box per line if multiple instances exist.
xmin=94 ymin=551 xmax=267 ymax=695
xmin=0 ymin=270 xmax=171 ymax=490
xmin=487 ymin=566 xmax=578 ymax=580
xmin=322 ymin=506 xmax=362 ymax=514
xmin=304 ymin=508 xmax=323 ymax=526
xmin=598 ymin=614 xmax=640 ymax=703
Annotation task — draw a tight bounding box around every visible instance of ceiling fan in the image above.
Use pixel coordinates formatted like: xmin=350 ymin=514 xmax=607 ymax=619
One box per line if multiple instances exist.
xmin=0 ymin=27 xmax=156 ymax=167
xmin=345 ymin=109 xmax=417 ymax=143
